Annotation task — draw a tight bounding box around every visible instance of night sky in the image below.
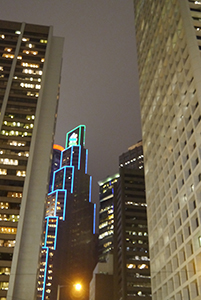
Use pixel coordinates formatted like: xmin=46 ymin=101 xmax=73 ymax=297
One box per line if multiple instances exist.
xmin=1 ymin=1 xmax=142 ymax=202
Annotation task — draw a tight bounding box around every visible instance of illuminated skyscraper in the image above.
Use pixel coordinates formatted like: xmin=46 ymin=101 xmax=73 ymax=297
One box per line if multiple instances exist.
xmin=98 ymin=174 xmax=119 ymax=262
xmin=37 ymin=125 xmax=98 ymax=300
xmin=134 ymin=1 xmax=201 ymax=299
xmin=0 ymin=20 xmax=64 ymax=300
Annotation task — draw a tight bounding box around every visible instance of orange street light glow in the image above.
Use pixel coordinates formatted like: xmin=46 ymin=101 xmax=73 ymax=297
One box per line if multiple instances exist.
xmin=74 ymin=283 xmax=82 ymax=291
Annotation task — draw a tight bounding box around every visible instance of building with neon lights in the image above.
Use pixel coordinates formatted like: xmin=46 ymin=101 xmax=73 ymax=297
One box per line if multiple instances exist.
xmin=0 ymin=20 xmax=64 ymax=300
xmin=134 ymin=1 xmax=201 ymax=299
xmin=37 ymin=125 xmax=98 ymax=300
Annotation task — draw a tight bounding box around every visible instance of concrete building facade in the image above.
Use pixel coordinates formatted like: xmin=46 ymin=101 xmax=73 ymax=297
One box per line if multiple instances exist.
xmin=134 ymin=1 xmax=201 ymax=299
xmin=0 ymin=20 xmax=64 ymax=300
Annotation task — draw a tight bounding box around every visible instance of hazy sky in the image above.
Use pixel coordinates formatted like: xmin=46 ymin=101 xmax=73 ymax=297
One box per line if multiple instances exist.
xmin=1 ymin=0 xmax=141 ymax=201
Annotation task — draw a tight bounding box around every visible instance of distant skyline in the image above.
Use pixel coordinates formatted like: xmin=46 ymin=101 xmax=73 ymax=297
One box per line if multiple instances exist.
xmin=0 ymin=1 xmax=141 ymax=201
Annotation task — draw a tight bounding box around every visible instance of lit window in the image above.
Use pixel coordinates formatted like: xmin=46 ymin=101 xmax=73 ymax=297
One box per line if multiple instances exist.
xmin=0 ymin=227 xmax=17 ymax=234
xmin=22 ymin=37 xmax=29 ymax=42
xmin=0 ymin=158 xmax=18 ymax=166
xmin=41 ymin=58 xmax=45 ymax=62
xmin=15 ymin=31 xmax=21 ymax=34
xmin=26 ymin=43 xmax=35 ymax=48
xmin=0 ymin=169 xmax=7 ymax=175
xmin=17 ymin=56 xmax=22 ymax=60
xmin=2 ymin=53 xmax=14 ymax=59
xmin=4 ymin=48 xmax=12 ymax=52
xmin=0 ymin=66 xmax=3 ymax=71
xmin=16 ymin=170 xmax=26 ymax=177
xmin=21 ymin=62 xmax=39 ymax=68
xmin=40 ymin=39 xmax=47 ymax=44
xmin=0 ymin=34 xmax=5 ymax=39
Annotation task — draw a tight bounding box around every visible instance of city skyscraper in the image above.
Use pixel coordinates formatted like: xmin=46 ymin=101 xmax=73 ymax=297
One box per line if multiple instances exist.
xmin=98 ymin=173 xmax=119 ymax=262
xmin=113 ymin=143 xmax=151 ymax=300
xmin=134 ymin=1 xmax=201 ymax=299
xmin=0 ymin=20 xmax=64 ymax=300
xmin=37 ymin=125 xmax=98 ymax=300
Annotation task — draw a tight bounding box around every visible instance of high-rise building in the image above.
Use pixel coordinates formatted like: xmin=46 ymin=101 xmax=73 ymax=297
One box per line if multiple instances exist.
xmin=89 ymin=254 xmax=114 ymax=300
xmin=37 ymin=125 xmax=98 ymax=300
xmin=0 ymin=20 xmax=64 ymax=300
xmin=119 ymin=141 xmax=143 ymax=170
xmin=113 ymin=145 xmax=151 ymax=300
xmin=134 ymin=1 xmax=201 ymax=299
xmin=98 ymin=174 xmax=119 ymax=262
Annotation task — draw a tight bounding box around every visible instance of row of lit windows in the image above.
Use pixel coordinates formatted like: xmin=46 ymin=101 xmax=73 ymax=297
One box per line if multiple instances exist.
xmin=0 ymin=267 xmax=10 ymax=275
xmin=0 ymin=150 xmax=29 ymax=157
xmin=0 ymin=227 xmax=17 ymax=234
xmin=1 ymin=130 xmax=32 ymax=137
xmin=99 ymin=219 xmax=114 ymax=229
xmin=99 ymin=205 xmax=113 ymax=214
xmin=3 ymin=121 xmax=34 ymax=129
xmin=8 ymin=141 xmax=26 ymax=147
xmin=22 ymin=68 xmax=42 ymax=75
xmin=0 ymin=214 xmax=19 ymax=222
xmin=126 ymin=231 xmax=148 ymax=236
xmin=0 ymin=158 xmax=18 ymax=166
xmin=14 ymin=76 xmax=41 ymax=83
xmin=21 ymin=62 xmax=39 ymax=68
xmin=0 ymin=33 xmax=47 ymax=44
xmin=7 ymin=192 xmax=22 ymax=198
xmin=99 ymin=230 xmax=113 ymax=240
xmin=0 ymin=239 xmax=15 ymax=247
xmin=126 ymin=263 xmax=149 ymax=269
xmin=20 ymin=82 xmax=41 ymax=89
xmin=126 ymin=201 xmax=147 ymax=207
xmin=0 ymin=282 xmax=8 ymax=291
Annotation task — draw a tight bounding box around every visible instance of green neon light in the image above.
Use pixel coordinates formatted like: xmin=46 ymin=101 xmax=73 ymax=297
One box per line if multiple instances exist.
xmin=65 ymin=125 xmax=86 ymax=148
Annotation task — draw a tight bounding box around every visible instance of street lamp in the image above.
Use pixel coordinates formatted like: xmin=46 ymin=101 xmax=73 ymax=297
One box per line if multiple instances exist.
xmin=57 ymin=282 xmax=83 ymax=300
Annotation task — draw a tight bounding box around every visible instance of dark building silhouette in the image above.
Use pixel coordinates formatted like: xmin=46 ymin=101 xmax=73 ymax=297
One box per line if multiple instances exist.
xmin=37 ymin=125 xmax=98 ymax=300
xmin=113 ymin=142 xmax=152 ymax=300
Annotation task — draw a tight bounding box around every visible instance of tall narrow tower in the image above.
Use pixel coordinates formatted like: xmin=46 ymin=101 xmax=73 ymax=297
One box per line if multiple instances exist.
xmin=0 ymin=20 xmax=64 ymax=300
xmin=134 ymin=1 xmax=201 ymax=299
xmin=37 ymin=125 xmax=98 ymax=300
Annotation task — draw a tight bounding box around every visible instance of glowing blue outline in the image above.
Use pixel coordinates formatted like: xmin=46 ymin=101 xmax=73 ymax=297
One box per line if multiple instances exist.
xmin=70 ymin=147 xmax=73 ymax=166
xmin=41 ymin=246 xmax=49 ymax=300
xmin=89 ymin=176 xmax=92 ymax=202
xmin=93 ymin=204 xmax=96 ymax=234
xmin=78 ymin=145 xmax=81 ymax=170
xmin=54 ymin=216 xmax=59 ymax=250
xmin=60 ymin=150 xmax=64 ymax=168
xmin=65 ymin=125 xmax=86 ymax=148
xmin=71 ymin=166 xmax=74 ymax=193
xmin=85 ymin=149 xmax=88 ymax=174
xmin=63 ymin=167 xmax=66 ymax=189
xmin=44 ymin=218 xmax=49 ymax=247
xmin=55 ymin=192 xmax=58 ymax=217
xmin=52 ymin=171 xmax=56 ymax=192
xmin=62 ymin=189 xmax=67 ymax=220
xmin=112 ymin=188 xmax=114 ymax=195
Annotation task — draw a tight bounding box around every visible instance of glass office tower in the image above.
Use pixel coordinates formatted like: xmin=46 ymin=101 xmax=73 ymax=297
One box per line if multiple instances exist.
xmin=134 ymin=1 xmax=201 ymax=299
xmin=0 ymin=20 xmax=64 ymax=300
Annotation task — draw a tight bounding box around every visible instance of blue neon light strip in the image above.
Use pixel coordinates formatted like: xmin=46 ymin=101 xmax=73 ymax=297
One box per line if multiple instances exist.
xmin=44 ymin=218 xmax=49 ymax=247
xmin=89 ymin=176 xmax=92 ymax=202
xmin=70 ymin=147 xmax=73 ymax=166
xmin=54 ymin=217 xmax=59 ymax=250
xmin=93 ymin=204 xmax=96 ymax=234
xmin=78 ymin=145 xmax=81 ymax=170
xmin=41 ymin=246 xmax=49 ymax=300
xmin=85 ymin=149 xmax=88 ymax=174
xmin=63 ymin=167 xmax=66 ymax=189
xmin=52 ymin=171 xmax=56 ymax=192
xmin=71 ymin=166 xmax=74 ymax=193
xmin=63 ymin=190 xmax=67 ymax=220
xmin=60 ymin=150 xmax=63 ymax=168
